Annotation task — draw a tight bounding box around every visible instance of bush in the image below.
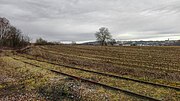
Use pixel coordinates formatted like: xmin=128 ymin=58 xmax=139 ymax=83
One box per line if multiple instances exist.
xmin=35 ymin=38 xmax=48 ymax=45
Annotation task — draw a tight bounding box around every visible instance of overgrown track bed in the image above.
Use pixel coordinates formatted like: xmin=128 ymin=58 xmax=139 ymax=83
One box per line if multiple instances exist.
xmin=2 ymin=56 xmax=145 ymax=100
xmin=12 ymin=57 xmax=161 ymax=101
xmin=12 ymin=55 xmax=180 ymax=100
xmin=16 ymin=54 xmax=180 ymax=91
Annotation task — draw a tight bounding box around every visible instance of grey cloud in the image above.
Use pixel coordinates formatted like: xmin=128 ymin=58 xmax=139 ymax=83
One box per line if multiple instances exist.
xmin=0 ymin=0 xmax=180 ymax=41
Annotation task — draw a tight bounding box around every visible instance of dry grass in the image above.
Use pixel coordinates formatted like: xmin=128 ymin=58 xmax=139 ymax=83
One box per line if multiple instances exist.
xmin=0 ymin=55 xmax=140 ymax=101
xmin=13 ymin=55 xmax=180 ymax=101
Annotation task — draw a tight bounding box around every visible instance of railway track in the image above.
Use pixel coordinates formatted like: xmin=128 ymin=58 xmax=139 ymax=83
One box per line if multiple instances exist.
xmin=12 ymin=57 xmax=161 ymax=101
xmin=39 ymin=46 xmax=180 ymax=73
xmin=17 ymin=53 xmax=180 ymax=91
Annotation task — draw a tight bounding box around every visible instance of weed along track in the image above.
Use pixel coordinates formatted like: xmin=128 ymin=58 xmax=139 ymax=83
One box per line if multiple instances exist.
xmin=17 ymin=54 xmax=180 ymax=91
xmin=12 ymin=57 xmax=160 ymax=101
xmin=12 ymin=55 xmax=180 ymax=100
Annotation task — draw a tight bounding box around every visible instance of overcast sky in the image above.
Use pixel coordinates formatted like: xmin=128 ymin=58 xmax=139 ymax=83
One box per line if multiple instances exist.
xmin=0 ymin=0 xmax=180 ymax=42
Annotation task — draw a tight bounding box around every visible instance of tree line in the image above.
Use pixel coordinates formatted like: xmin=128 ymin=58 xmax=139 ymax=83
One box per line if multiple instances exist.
xmin=2 ymin=17 xmax=178 ymax=47
xmin=35 ymin=27 xmax=116 ymax=46
xmin=0 ymin=17 xmax=30 ymax=48
xmin=35 ymin=38 xmax=61 ymax=45
xmin=0 ymin=17 xmax=116 ymax=47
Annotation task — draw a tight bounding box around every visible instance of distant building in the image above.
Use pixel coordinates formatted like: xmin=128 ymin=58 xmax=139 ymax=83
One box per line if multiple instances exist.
xmin=80 ymin=40 xmax=178 ymax=46
xmin=117 ymin=40 xmax=177 ymax=46
xmin=173 ymin=40 xmax=180 ymax=46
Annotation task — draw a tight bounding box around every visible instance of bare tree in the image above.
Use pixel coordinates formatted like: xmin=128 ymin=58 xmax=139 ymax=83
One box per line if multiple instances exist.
xmin=0 ymin=17 xmax=10 ymax=47
xmin=0 ymin=17 xmax=30 ymax=48
xmin=95 ymin=27 xmax=112 ymax=46
xmin=0 ymin=17 xmax=10 ymax=35
xmin=35 ymin=37 xmax=48 ymax=45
